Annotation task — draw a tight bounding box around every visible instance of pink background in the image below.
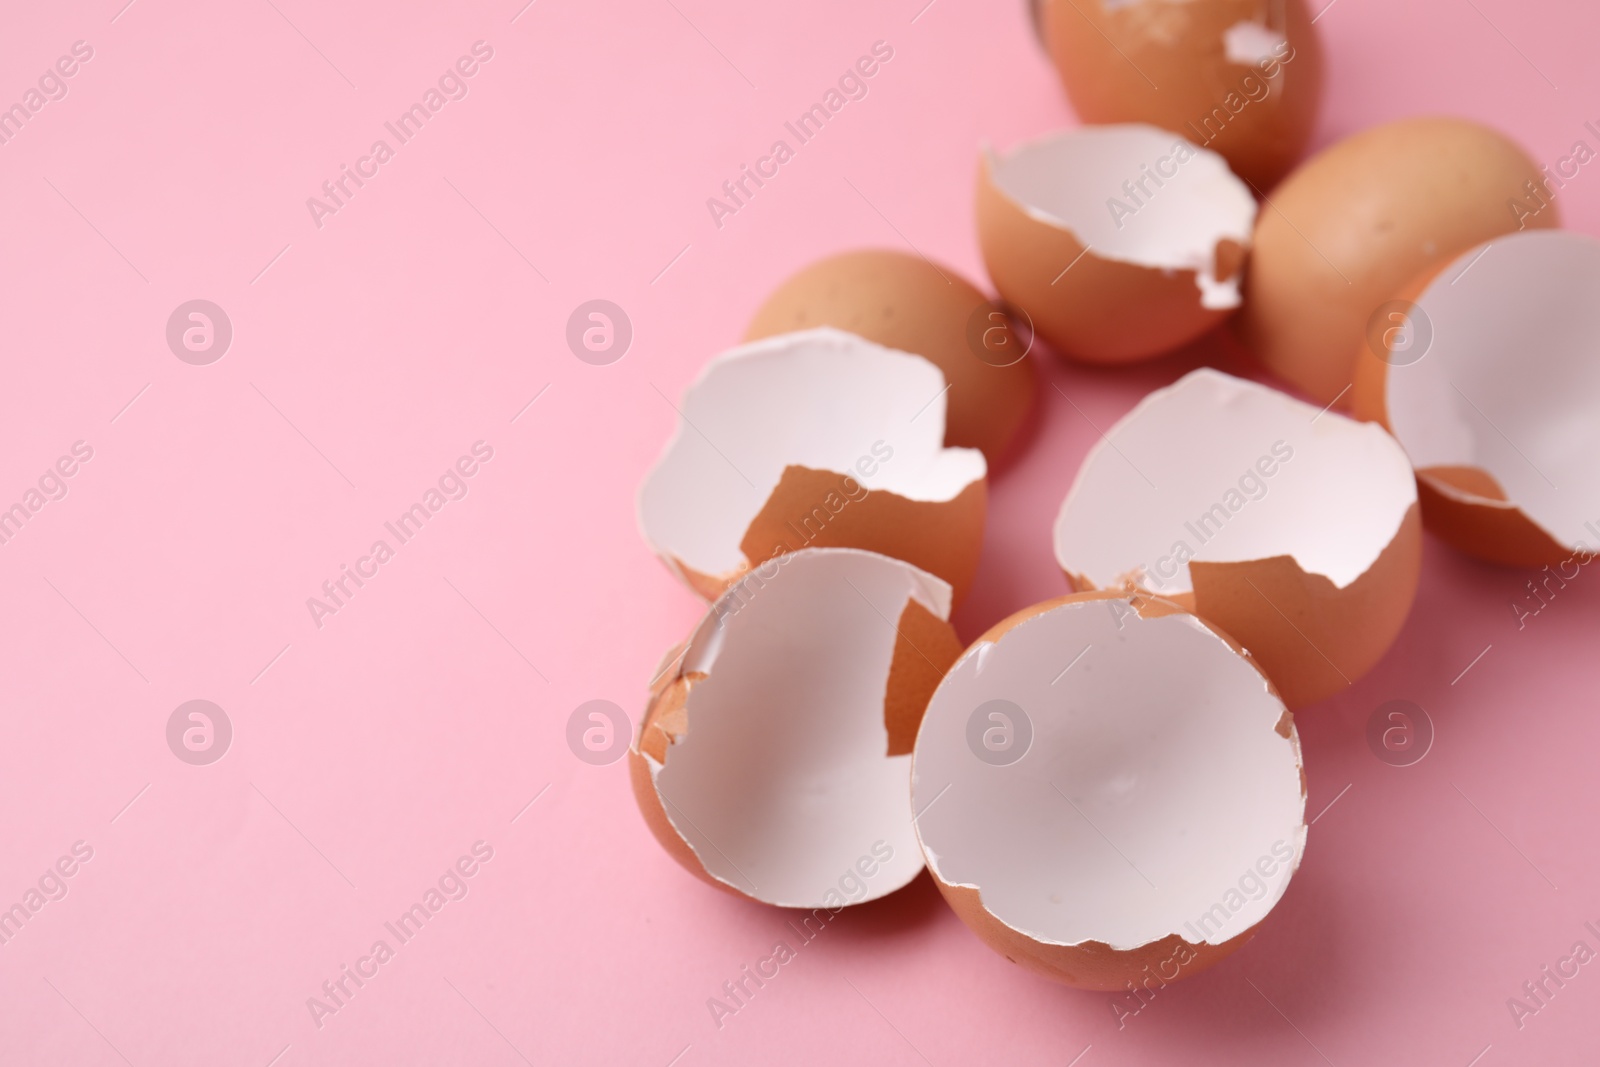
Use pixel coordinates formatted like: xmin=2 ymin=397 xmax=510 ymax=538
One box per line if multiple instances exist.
xmin=2 ymin=0 xmax=1597 ymax=1063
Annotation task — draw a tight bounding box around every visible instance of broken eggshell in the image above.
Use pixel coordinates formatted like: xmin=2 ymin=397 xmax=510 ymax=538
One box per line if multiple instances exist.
xmin=637 ymin=327 xmax=988 ymax=604
xmin=976 ymin=124 xmax=1256 ymax=364
xmin=1039 ymin=0 xmax=1325 ymax=188
xmin=632 ymin=548 xmax=964 ymax=908
xmin=1053 ymin=368 xmax=1421 ymax=708
xmin=744 ymin=249 xmax=1038 ymax=465
xmin=912 ymin=590 xmax=1307 ymax=989
xmin=1353 ymin=230 xmax=1600 ymax=567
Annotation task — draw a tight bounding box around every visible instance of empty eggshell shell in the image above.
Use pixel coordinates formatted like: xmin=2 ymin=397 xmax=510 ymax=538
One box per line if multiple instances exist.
xmin=632 ymin=548 xmax=964 ymax=908
xmin=1040 ymin=0 xmax=1324 ymax=188
xmin=637 ymin=327 xmax=988 ymax=604
xmin=912 ymin=590 xmax=1306 ymax=989
xmin=1240 ymin=115 xmax=1556 ymax=406
xmin=976 ymin=124 xmax=1256 ymax=364
xmin=744 ymin=249 xmax=1037 ymax=464
xmin=1053 ymin=368 xmax=1420 ymax=708
xmin=1352 ymin=230 xmax=1600 ymax=567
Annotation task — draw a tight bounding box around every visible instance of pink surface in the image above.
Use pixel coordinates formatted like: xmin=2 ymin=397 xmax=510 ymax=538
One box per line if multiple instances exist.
xmin=2 ymin=1 xmax=1597 ymax=1063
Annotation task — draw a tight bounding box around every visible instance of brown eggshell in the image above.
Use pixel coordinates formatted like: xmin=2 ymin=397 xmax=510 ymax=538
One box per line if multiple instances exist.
xmin=737 ymin=465 xmax=986 ymax=610
xmin=1240 ymin=115 xmax=1557 ymax=406
xmin=1351 ymin=232 xmax=1598 ymax=567
xmin=637 ymin=328 xmax=988 ymax=607
xmin=633 ymin=549 xmax=961 ymax=909
xmin=976 ymin=127 xmax=1255 ymax=364
xmin=912 ymin=590 xmax=1306 ymax=989
xmin=744 ymin=250 xmax=1037 ymax=464
xmin=1054 ymin=369 xmax=1420 ymax=708
xmin=1183 ymin=504 xmax=1422 ymax=708
xmin=1041 ymin=0 xmax=1324 ymax=188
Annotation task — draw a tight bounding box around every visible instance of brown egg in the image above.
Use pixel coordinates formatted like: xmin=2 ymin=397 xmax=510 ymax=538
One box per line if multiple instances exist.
xmin=1040 ymin=0 xmax=1324 ymax=188
xmin=976 ymin=125 xmax=1256 ymax=364
xmin=1353 ymin=231 xmax=1600 ymax=569
xmin=1240 ymin=116 xmax=1556 ymax=406
xmin=912 ymin=589 xmax=1306 ymax=989
xmin=745 ymin=250 xmax=1036 ymax=464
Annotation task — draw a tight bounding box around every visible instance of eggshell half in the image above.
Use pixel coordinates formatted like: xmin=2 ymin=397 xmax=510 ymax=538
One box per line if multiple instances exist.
xmin=1040 ymin=0 xmax=1324 ymax=188
xmin=637 ymin=327 xmax=988 ymax=604
xmin=1353 ymin=230 xmax=1600 ymax=567
xmin=632 ymin=548 xmax=963 ymax=908
xmin=977 ymin=124 xmax=1256 ymax=364
xmin=1053 ymin=368 xmax=1420 ymax=707
xmin=744 ymin=250 xmax=1038 ymax=465
xmin=1240 ymin=116 xmax=1556 ymax=406
xmin=912 ymin=590 xmax=1306 ymax=989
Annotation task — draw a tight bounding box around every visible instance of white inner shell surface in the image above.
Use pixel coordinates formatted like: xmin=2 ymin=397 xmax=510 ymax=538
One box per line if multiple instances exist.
xmin=637 ymin=327 xmax=987 ymax=584
xmin=986 ymin=124 xmax=1257 ymax=309
xmin=1385 ymin=230 xmax=1600 ymax=550
xmin=1223 ymin=20 xmax=1287 ymax=66
xmin=1053 ymin=368 xmax=1416 ymax=597
xmin=648 ymin=548 xmax=947 ymax=907
xmin=912 ymin=599 xmax=1305 ymax=950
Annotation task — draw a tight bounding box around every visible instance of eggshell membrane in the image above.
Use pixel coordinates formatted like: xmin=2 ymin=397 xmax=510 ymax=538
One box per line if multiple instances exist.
xmin=912 ymin=590 xmax=1306 ymax=989
xmin=637 ymin=327 xmax=987 ymax=604
xmin=1041 ymin=0 xmax=1324 ymax=188
xmin=976 ymin=125 xmax=1255 ymax=364
xmin=1053 ymin=369 xmax=1420 ymax=707
xmin=630 ymin=549 xmax=963 ymax=908
xmin=744 ymin=250 xmax=1037 ymax=464
xmin=1352 ymin=231 xmax=1600 ymax=567
xmin=1240 ymin=116 xmax=1556 ymax=406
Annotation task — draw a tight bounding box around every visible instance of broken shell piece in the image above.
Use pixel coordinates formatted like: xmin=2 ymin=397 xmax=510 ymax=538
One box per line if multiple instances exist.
xmin=637 ymin=327 xmax=988 ymax=604
xmin=631 ymin=548 xmax=964 ymax=908
xmin=1053 ymin=369 xmax=1420 ymax=707
xmin=1353 ymin=230 xmax=1600 ymax=567
xmin=912 ymin=591 xmax=1306 ymax=989
xmin=976 ymin=124 xmax=1256 ymax=364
